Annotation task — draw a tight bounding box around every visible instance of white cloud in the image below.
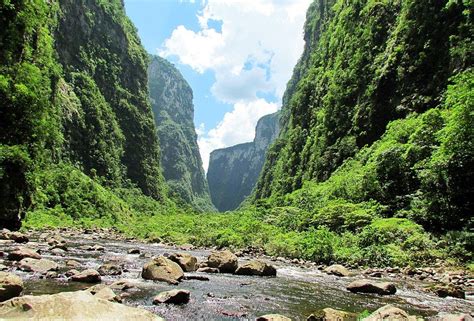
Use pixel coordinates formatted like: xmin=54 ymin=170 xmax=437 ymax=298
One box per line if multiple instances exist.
xmin=160 ymin=0 xmax=311 ymax=170
xmin=198 ymin=99 xmax=278 ymax=170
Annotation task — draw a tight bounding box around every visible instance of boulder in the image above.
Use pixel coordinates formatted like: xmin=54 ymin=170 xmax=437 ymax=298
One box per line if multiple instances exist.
xmin=65 ymin=269 xmax=80 ymax=277
xmin=7 ymin=247 xmax=41 ymax=261
xmin=0 ymin=272 xmax=23 ymax=302
xmin=364 ymin=305 xmax=418 ymax=321
xmin=8 ymin=232 xmax=28 ymax=244
xmin=433 ymin=284 xmax=465 ymax=299
xmin=66 ymin=259 xmax=81 ymax=268
xmin=437 ymin=314 xmax=473 ymax=321
xmin=307 ymin=308 xmax=356 ymax=321
xmin=152 ymin=289 xmax=190 ymax=304
xmin=98 ymin=263 xmax=122 ymax=276
xmin=128 ymin=249 xmax=140 ymax=254
xmin=324 ymin=264 xmax=350 ymax=277
xmin=0 ymin=264 xmax=7 ymax=272
xmin=0 ymin=291 xmax=163 ymax=320
xmin=235 ymin=260 xmax=277 ymax=276
xmin=110 ymin=280 xmax=136 ymax=291
xmin=256 ymin=314 xmax=292 ymax=321
xmin=347 ymin=280 xmax=396 ymax=295
xmin=71 ymin=269 xmax=101 ymax=283
xmin=141 ymin=256 xmax=184 ymax=284
xmin=88 ymin=285 xmax=121 ymax=303
xmin=168 ymin=252 xmax=197 ymax=272
xmin=18 ymin=258 xmax=59 ymax=274
xmin=207 ymin=250 xmax=238 ymax=273
xmin=197 ymin=267 xmax=219 ymax=273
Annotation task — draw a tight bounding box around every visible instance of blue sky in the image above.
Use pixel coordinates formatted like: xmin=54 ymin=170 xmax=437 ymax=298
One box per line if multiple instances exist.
xmin=124 ymin=0 xmax=311 ymax=170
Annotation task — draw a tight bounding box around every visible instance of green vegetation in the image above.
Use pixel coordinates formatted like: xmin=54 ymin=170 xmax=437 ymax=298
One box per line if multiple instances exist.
xmin=148 ymin=55 xmax=214 ymax=212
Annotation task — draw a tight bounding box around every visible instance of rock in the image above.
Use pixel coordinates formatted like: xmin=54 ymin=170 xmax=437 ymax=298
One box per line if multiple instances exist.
xmin=8 ymin=232 xmax=28 ymax=244
xmin=0 ymin=291 xmax=163 ymax=320
xmin=71 ymin=269 xmax=101 ymax=283
xmin=197 ymin=267 xmax=219 ymax=273
xmin=66 ymin=259 xmax=81 ymax=268
xmin=437 ymin=313 xmax=473 ymax=321
xmin=110 ymin=280 xmax=135 ymax=291
xmin=256 ymin=314 xmax=292 ymax=321
xmin=0 ymin=265 xmax=7 ymax=272
xmin=88 ymin=285 xmax=121 ymax=303
xmin=0 ymin=272 xmax=23 ymax=302
xmin=139 ymin=252 xmax=153 ymax=259
xmin=18 ymin=258 xmax=59 ymax=274
xmin=347 ymin=280 xmax=396 ymax=295
xmin=433 ymin=284 xmax=465 ymax=299
xmin=128 ymin=248 xmax=140 ymax=254
xmin=65 ymin=269 xmax=79 ymax=277
xmin=152 ymin=289 xmax=190 ymax=304
xmin=324 ymin=264 xmax=350 ymax=277
xmin=207 ymin=250 xmax=238 ymax=273
xmin=364 ymin=304 xmax=418 ymax=321
xmin=141 ymin=256 xmax=184 ymax=284
xmin=51 ymin=248 xmax=66 ymax=255
xmin=7 ymin=247 xmax=41 ymax=261
xmin=307 ymin=308 xmax=356 ymax=321
xmin=168 ymin=252 xmax=198 ymax=272
xmin=235 ymin=260 xmax=277 ymax=276
xmin=98 ymin=263 xmax=123 ymax=276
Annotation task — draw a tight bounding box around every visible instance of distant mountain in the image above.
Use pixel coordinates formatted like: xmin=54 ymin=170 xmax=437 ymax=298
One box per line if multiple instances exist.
xmin=207 ymin=112 xmax=280 ymax=211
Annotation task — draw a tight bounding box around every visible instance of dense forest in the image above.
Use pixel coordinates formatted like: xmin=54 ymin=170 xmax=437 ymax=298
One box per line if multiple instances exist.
xmin=1 ymin=0 xmax=473 ymax=270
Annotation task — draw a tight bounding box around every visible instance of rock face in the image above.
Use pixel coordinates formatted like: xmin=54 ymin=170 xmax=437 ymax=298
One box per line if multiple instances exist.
xmin=347 ymin=280 xmax=397 ymax=295
xmin=364 ymin=304 xmax=418 ymax=321
xmin=235 ymin=260 xmax=277 ymax=276
xmin=148 ymin=55 xmax=214 ymax=212
xmin=0 ymin=291 xmax=163 ymax=320
xmin=207 ymin=112 xmax=280 ymax=211
xmin=324 ymin=264 xmax=350 ymax=277
xmin=168 ymin=253 xmax=197 ymax=272
xmin=0 ymin=272 xmax=23 ymax=302
xmin=207 ymin=251 xmax=238 ymax=273
xmin=71 ymin=269 xmax=101 ymax=283
xmin=153 ymin=289 xmax=190 ymax=305
xmin=141 ymin=256 xmax=184 ymax=284
xmin=18 ymin=258 xmax=59 ymax=274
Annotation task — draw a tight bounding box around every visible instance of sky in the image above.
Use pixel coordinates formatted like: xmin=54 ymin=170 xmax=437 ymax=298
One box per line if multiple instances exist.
xmin=124 ymin=0 xmax=311 ymax=171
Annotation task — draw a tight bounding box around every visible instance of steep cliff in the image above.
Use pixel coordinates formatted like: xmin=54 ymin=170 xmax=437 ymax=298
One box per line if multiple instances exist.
xmin=148 ymin=55 xmax=214 ymax=212
xmin=0 ymin=0 xmax=167 ymax=228
xmin=254 ymin=0 xmax=473 ymax=231
xmin=208 ymin=112 xmax=280 ymax=211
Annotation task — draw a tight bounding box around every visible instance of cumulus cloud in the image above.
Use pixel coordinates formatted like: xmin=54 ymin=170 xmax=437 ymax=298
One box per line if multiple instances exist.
xmin=198 ymin=99 xmax=278 ymax=170
xmin=160 ymin=0 xmax=311 ymax=170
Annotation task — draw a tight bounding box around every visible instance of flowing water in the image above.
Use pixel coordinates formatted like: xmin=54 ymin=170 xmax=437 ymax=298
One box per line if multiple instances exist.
xmin=2 ymin=232 xmax=472 ymax=320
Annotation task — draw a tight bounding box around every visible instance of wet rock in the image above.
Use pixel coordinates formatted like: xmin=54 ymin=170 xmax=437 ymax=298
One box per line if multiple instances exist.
xmin=436 ymin=313 xmax=473 ymax=321
xmin=139 ymin=252 xmax=153 ymax=259
xmin=324 ymin=264 xmax=350 ymax=277
xmin=0 ymin=272 xmax=23 ymax=302
xmin=88 ymin=285 xmax=121 ymax=303
xmin=0 ymin=265 xmax=7 ymax=272
xmin=141 ymin=256 xmax=184 ymax=284
xmin=364 ymin=304 xmax=418 ymax=321
xmin=7 ymin=247 xmax=41 ymax=261
xmin=0 ymin=291 xmax=163 ymax=320
xmin=197 ymin=267 xmax=219 ymax=273
xmin=18 ymin=258 xmax=59 ymax=274
xmin=65 ymin=269 xmax=79 ymax=277
xmin=307 ymin=308 xmax=356 ymax=321
xmin=79 ymin=245 xmax=105 ymax=252
xmin=110 ymin=280 xmax=136 ymax=291
xmin=66 ymin=259 xmax=81 ymax=268
xmin=433 ymin=284 xmax=465 ymax=299
xmin=168 ymin=252 xmax=198 ymax=272
xmin=256 ymin=314 xmax=292 ymax=321
xmin=51 ymin=248 xmax=66 ymax=255
xmin=347 ymin=280 xmax=396 ymax=295
xmin=47 ymin=236 xmax=67 ymax=249
xmin=98 ymin=263 xmax=123 ymax=276
xmin=71 ymin=269 xmax=101 ymax=283
xmin=235 ymin=260 xmax=277 ymax=276
xmin=153 ymin=289 xmax=190 ymax=304
xmin=128 ymin=248 xmax=140 ymax=254
xmin=207 ymin=250 xmax=238 ymax=273
xmin=7 ymin=232 xmax=28 ymax=244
